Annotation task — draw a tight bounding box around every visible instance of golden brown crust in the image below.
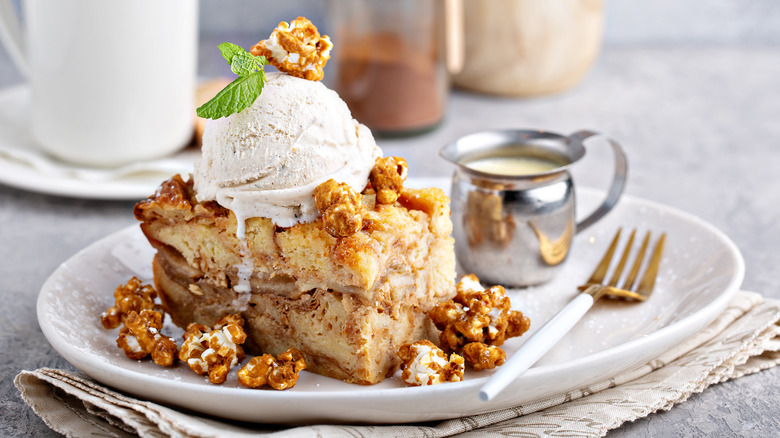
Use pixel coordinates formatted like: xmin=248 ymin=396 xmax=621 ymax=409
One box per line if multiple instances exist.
xmin=134 ymin=174 xmax=194 ymax=220
xmin=135 ymin=175 xmax=455 ymax=304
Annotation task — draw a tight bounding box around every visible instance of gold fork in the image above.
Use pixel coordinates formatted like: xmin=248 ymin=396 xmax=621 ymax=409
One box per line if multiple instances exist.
xmin=479 ymin=228 xmax=666 ymax=401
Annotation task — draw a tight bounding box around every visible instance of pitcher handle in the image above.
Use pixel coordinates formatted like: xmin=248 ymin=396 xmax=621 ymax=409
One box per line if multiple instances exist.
xmin=0 ymin=0 xmax=28 ymax=77
xmin=570 ymin=130 xmax=628 ymax=233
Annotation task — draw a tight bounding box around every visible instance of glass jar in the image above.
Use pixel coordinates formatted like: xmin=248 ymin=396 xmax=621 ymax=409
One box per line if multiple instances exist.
xmin=329 ymin=0 xmax=450 ymax=137
xmin=453 ymin=0 xmax=603 ymax=96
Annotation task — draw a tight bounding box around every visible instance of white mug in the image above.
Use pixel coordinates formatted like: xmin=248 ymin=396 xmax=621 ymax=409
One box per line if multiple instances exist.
xmin=0 ymin=0 xmax=198 ymax=167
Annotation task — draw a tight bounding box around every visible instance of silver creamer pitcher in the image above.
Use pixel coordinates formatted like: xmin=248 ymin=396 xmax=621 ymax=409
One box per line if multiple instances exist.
xmin=440 ymin=129 xmax=628 ymax=287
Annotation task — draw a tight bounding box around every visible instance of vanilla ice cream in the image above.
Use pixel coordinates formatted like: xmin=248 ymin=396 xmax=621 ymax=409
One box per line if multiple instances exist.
xmin=194 ymin=72 xmax=381 ymax=232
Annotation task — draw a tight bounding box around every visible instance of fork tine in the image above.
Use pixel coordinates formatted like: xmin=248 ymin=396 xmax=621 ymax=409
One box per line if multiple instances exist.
xmin=621 ymin=231 xmax=650 ymax=290
xmin=585 ymin=228 xmax=623 ymax=286
xmin=607 ymin=229 xmax=636 ymax=286
xmin=636 ymin=233 xmax=666 ymax=294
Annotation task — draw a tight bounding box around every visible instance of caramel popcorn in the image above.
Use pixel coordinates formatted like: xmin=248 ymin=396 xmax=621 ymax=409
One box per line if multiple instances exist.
xmin=314 ymin=179 xmax=363 ymax=238
xmin=369 ymin=156 xmax=409 ymax=204
xmin=429 ymin=274 xmax=530 ymax=369
xmin=506 ymin=307 xmax=532 ymax=339
xmin=461 ymin=342 xmax=506 ymax=371
xmin=237 ymin=348 xmax=307 ymax=390
xmin=398 ymin=340 xmax=464 ymax=386
xmin=179 ymin=314 xmax=247 ymax=384
xmin=251 ymin=17 xmax=333 ymax=81
xmin=116 ymin=310 xmax=178 ymax=367
xmin=101 ymin=277 xmax=162 ymax=329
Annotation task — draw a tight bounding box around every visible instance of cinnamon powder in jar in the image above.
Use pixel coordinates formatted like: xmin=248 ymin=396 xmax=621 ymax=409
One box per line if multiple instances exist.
xmin=335 ymin=32 xmax=447 ymax=136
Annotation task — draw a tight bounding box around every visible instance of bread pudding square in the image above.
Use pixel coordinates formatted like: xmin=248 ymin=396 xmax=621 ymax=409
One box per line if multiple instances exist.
xmin=134 ymin=174 xmax=456 ymax=384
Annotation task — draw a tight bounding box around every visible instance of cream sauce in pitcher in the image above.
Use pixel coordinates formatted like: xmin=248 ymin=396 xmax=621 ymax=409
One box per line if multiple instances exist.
xmin=440 ymin=129 xmax=627 ymax=287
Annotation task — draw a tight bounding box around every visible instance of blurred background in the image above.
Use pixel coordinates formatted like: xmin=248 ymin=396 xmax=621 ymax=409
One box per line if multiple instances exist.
xmin=2 ymin=0 xmax=780 ymax=88
xmin=193 ymin=0 xmax=780 ymax=45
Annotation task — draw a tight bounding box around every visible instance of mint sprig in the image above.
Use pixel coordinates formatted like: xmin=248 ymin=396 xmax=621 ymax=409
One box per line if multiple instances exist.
xmin=196 ymin=43 xmax=269 ymax=120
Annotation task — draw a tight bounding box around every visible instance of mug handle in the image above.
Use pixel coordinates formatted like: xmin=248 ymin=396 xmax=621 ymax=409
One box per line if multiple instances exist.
xmin=0 ymin=0 xmax=28 ymax=77
xmin=569 ymin=130 xmax=628 ymax=233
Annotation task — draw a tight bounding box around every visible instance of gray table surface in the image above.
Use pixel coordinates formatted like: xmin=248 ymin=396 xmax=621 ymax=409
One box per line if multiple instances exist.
xmin=2 ymin=44 xmax=779 ymax=437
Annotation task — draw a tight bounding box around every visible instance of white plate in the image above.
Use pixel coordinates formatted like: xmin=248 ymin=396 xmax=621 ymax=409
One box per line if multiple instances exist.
xmin=37 ymin=186 xmax=744 ymax=424
xmin=0 ymin=86 xmax=197 ymax=200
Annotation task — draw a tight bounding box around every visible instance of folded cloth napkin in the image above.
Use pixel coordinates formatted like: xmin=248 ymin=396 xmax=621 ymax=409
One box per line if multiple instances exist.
xmin=16 ymin=291 xmax=780 ymax=438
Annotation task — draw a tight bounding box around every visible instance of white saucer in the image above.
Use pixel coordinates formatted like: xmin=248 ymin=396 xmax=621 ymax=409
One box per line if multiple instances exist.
xmin=0 ymin=86 xmax=197 ymax=200
xmin=37 ymin=186 xmax=744 ymax=424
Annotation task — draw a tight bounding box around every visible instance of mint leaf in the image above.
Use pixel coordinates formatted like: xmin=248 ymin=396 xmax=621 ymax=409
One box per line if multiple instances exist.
xmin=196 ymin=71 xmax=266 ymax=120
xmin=197 ymin=43 xmax=269 ymax=119
xmin=218 ymin=42 xmax=248 ymax=65
xmin=230 ymin=51 xmax=258 ymax=76
xmin=218 ymin=42 xmax=266 ymax=76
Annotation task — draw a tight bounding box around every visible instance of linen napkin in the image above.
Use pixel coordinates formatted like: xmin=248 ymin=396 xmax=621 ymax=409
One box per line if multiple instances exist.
xmin=16 ymin=290 xmax=780 ymax=438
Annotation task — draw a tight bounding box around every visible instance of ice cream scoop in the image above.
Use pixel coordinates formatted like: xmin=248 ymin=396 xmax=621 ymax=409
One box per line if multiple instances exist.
xmin=194 ymin=72 xmax=381 ymax=232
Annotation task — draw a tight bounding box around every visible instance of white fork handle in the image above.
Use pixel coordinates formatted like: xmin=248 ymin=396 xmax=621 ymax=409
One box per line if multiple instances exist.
xmin=479 ymin=293 xmax=595 ymax=401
